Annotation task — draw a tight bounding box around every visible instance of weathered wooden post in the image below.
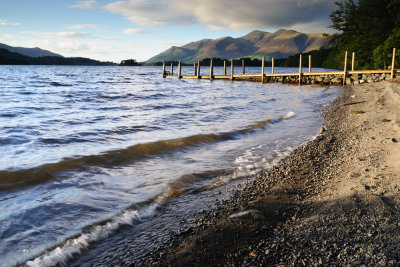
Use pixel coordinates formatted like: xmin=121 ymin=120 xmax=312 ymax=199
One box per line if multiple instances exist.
xmin=309 ymin=55 xmax=312 ymax=73
xmin=194 ymin=63 xmax=197 ymax=76
xmin=224 ymin=61 xmax=227 ymax=75
xmin=261 ymin=57 xmax=265 ymax=84
xmin=299 ymin=54 xmax=303 ymax=85
xmin=272 ymin=57 xmax=275 ymax=74
xmin=391 ymin=48 xmax=396 ymax=79
xmin=351 ymin=52 xmax=355 ymax=71
xmin=343 ymin=51 xmax=348 ymax=85
xmin=231 ymin=59 xmax=234 ymax=81
xmin=197 ymin=60 xmax=200 ymax=79
xmin=162 ymin=62 xmax=166 ymax=78
xmin=210 ymin=59 xmax=213 ymax=81
xmin=170 ymin=63 xmax=174 ymax=76
xmin=242 ymin=59 xmax=245 ymax=74
xmin=178 ymin=61 xmax=181 ymax=79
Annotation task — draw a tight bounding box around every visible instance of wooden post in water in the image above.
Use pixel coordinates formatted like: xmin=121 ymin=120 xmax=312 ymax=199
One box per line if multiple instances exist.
xmin=391 ymin=48 xmax=396 ymax=79
xmin=170 ymin=63 xmax=174 ymax=76
xmin=231 ymin=59 xmax=234 ymax=81
xmin=178 ymin=61 xmax=181 ymax=79
xmin=299 ymin=54 xmax=303 ymax=85
xmin=197 ymin=60 xmax=200 ymax=79
xmin=343 ymin=51 xmax=348 ymax=85
xmin=194 ymin=63 xmax=197 ymax=76
xmin=162 ymin=62 xmax=166 ymax=78
xmin=242 ymin=59 xmax=245 ymax=74
xmin=224 ymin=61 xmax=227 ymax=75
xmin=261 ymin=57 xmax=265 ymax=84
xmin=210 ymin=59 xmax=213 ymax=81
xmin=309 ymin=55 xmax=312 ymax=73
xmin=272 ymin=58 xmax=275 ymax=74
xmin=352 ymin=52 xmax=355 ymax=71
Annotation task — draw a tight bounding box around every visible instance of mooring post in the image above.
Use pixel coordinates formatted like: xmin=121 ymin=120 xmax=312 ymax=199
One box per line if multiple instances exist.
xmin=210 ymin=59 xmax=213 ymax=81
xmin=352 ymin=52 xmax=355 ymax=71
xmin=162 ymin=62 xmax=166 ymax=78
xmin=194 ymin=63 xmax=197 ymax=76
xmin=197 ymin=60 xmax=200 ymax=79
xmin=309 ymin=55 xmax=312 ymax=73
xmin=242 ymin=59 xmax=245 ymax=74
xmin=231 ymin=59 xmax=234 ymax=81
xmin=299 ymin=54 xmax=303 ymax=85
xmin=272 ymin=57 xmax=275 ymax=74
xmin=170 ymin=63 xmax=174 ymax=76
xmin=261 ymin=57 xmax=265 ymax=84
xmin=224 ymin=61 xmax=227 ymax=76
xmin=343 ymin=51 xmax=348 ymax=85
xmin=178 ymin=61 xmax=181 ymax=79
xmin=391 ymin=48 xmax=397 ymax=79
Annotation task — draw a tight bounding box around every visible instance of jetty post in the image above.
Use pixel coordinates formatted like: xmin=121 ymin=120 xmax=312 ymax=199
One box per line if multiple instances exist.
xmin=299 ymin=54 xmax=303 ymax=85
xmin=197 ymin=60 xmax=200 ymax=79
xmin=309 ymin=55 xmax=312 ymax=73
xmin=261 ymin=57 xmax=265 ymax=84
xmin=210 ymin=59 xmax=213 ymax=81
xmin=242 ymin=59 xmax=245 ymax=74
xmin=352 ymin=52 xmax=355 ymax=71
xmin=224 ymin=61 xmax=227 ymax=75
xmin=194 ymin=63 xmax=197 ymax=75
xmin=162 ymin=62 xmax=166 ymax=78
xmin=391 ymin=48 xmax=397 ymax=79
xmin=272 ymin=57 xmax=275 ymax=74
xmin=231 ymin=59 xmax=234 ymax=81
xmin=178 ymin=61 xmax=182 ymax=79
xmin=343 ymin=51 xmax=348 ymax=85
xmin=171 ymin=63 xmax=174 ymax=76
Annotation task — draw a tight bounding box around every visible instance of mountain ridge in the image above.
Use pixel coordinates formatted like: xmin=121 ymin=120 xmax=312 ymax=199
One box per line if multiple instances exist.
xmin=147 ymin=29 xmax=328 ymax=63
xmin=0 ymin=43 xmax=63 ymax=58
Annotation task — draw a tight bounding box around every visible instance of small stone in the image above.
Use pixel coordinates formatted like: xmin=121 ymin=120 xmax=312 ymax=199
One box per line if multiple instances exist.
xmin=320 ymin=127 xmax=326 ymax=133
xmin=265 ymin=249 xmax=270 ymax=255
xmin=392 ymin=138 xmax=398 ymax=143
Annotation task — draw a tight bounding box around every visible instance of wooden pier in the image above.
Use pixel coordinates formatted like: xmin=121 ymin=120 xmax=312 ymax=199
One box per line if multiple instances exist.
xmin=162 ymin=49 xmax=398 ymax=86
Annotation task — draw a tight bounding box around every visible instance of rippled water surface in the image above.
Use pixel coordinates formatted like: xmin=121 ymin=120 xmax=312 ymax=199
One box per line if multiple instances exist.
xmin=0 ymin=65 xmax=340 ymax=266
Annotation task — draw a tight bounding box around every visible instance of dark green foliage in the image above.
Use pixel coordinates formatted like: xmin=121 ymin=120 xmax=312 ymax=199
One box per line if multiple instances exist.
xmin=278 ymin=47 xmax=333 ymax=68
xmin=327 ymin=0 xmax=400 ymax=69
xmin=119 ymin=59 xmax=141 ymax=66
xmin=0 ymin=48 xmax=116 ymax=66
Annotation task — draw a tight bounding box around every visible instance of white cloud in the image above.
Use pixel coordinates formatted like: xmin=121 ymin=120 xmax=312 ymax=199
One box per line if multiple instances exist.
xmin=71 ymin=0 xmax=100 ymax=9
xmin=66 ymin=24 xmax=98 ymax=30
xmin=122 ymin=28 xmax=151 ymax=35
xmin=23 ymin=31 xmax=94 ymax=39
xmin=104 ymin=0 xmax=336 ymax=31
xmin=0 ymin=19 xmax=20 ymax=26
xmin=0 ymin=34 xmax=15 ymax=41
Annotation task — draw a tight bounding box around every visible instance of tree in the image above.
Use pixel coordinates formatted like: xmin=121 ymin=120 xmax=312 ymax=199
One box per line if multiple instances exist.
xmin=119 ymin=59 xmax=141 ymax=66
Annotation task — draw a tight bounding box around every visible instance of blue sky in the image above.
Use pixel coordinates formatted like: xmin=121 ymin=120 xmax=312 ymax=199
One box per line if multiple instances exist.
xmin=0 ymin=0 xmax=337 ymax=62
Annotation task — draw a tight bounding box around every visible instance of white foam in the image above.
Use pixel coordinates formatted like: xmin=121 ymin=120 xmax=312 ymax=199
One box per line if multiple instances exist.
xmin=281 ymin=111 xmax=296 ymax=119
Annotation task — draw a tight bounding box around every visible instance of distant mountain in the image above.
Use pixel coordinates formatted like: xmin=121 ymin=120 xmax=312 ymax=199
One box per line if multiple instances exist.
xmin=147 ymin=29 xmax=328 ymax=63
xmin=0 ymin=43 xmax=63 ymax=58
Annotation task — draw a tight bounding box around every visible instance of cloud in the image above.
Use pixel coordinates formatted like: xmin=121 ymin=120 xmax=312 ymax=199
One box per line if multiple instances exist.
xmin=23 ymin=31 xmax=94 ymax=39
xmin=122 ymin=28 xmax=152 ymax=35
xmin=0 ymin=19 xmax=20 ymax=26
xmin=104 ymin=0 xmax=336 ymax=31
xmin=66 ymin=24 xmax=98 ymax=30
xmin=71 ymin=0 xmax=100 ymax=9
xmin=0 ymin=34 xmax=15 ymax=41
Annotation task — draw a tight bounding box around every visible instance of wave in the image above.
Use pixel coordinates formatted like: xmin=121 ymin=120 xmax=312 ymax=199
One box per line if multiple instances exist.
xmin=0 ymin=112 xmax=295 ymax=191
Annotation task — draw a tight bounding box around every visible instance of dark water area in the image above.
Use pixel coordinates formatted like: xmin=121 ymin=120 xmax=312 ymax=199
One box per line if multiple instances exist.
xmin=0 ymin=65 xmax=340 ymax=266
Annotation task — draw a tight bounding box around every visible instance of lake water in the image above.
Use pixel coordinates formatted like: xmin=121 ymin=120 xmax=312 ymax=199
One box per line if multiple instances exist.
xmin=0 ymin=65 xmax=340 ymax=266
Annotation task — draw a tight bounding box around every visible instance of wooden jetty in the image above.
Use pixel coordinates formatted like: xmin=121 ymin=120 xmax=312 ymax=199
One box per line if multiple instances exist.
xmin=162 ymin=49 xmax=398 ymax=86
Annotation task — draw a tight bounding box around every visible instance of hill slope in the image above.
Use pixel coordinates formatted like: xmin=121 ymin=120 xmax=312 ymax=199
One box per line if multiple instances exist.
xmin=147 ymin=29 xmax=328 ymax=63
xmin=0 ymin=43 xmax=63 ymax=58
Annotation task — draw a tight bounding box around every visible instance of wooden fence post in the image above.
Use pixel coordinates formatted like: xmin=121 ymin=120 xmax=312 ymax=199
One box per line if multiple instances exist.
xmin=224 ymin=61 xmax=227 ymax=75
xmin=299 ymin=54 xmax=302 ymax=85
xmin=197 ymin=60 xmax=200 ymax=79
xmin=352 ymin=52 xmax=355 ymax=71
xmin=272 ymin=57 xmax=275 ymax=74
xmin=309 ymin=55 xmax=312 ymax=73
xmin=261 ymin=57 xmax=265 ymax=84
xmin=343 ymin=51 xmax=348 ymax=85
xmin=178 ymin=61 xmax=181 ymax=79
xmin=210 ymin=59 xmax=213 ymax=81
xmin=171 ymin=63 xmax=174 ymax=76
xmin=231 ymin=59 xmax=234 ymax=81
xmin=242 ymin=59 xmax=245 ymax=74
xmin=162 ymin=62 xmax=166 ymax=78
xmin=391 ymin=48 xmax=396 ymax=79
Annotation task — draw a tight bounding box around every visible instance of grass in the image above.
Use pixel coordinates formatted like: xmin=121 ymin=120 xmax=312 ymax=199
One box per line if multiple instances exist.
xmin=351 ymin=110 xmax=365 ymax=114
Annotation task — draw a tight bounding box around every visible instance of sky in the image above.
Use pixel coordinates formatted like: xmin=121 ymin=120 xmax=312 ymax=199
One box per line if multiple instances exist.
xmin=0 ymin=0 xmax=337 ymax=63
